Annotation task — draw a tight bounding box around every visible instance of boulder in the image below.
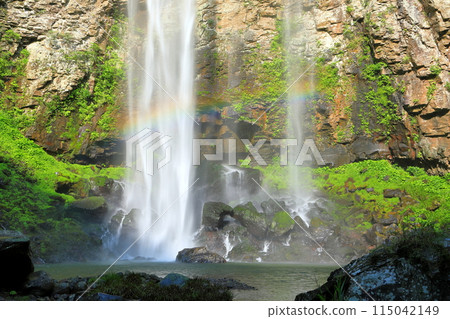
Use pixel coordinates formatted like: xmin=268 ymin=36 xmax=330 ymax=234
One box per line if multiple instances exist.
xmin=233 ymin=202 xmax=267 ymax=239
xmin=108 ymin=210 xmax=126 ymax=234
xmin=227 ymin=240 xmax=260 ymax=262
xmin=295 ymin=230 xmax=450 ymax=301
xmin=25 ymin=271 xmax=55 ymax=297
xmin=176 ymin=247 xmax=226 ymax=263
xmin=201 ymin=202 xmax=234 ymax=229
xmin=383 ymin=189 xmax=405 ymax=198
xmin=0 ymin=230 xmax=34 ymax=289
xmin=159 ymin=273 xmax=190 ymax=287
xmin=121 ymin=209 xmax=142 ymax=235
xmin=93 ymin=292 xmax=124 ymax=301
xmin=268 ymin=211 xmax=295 ymax=238
xmin=68 ymin=196 xmax=108 ymax=223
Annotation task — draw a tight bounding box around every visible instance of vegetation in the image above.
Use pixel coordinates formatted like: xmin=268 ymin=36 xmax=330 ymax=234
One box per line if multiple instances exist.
xmin=0 ymin=31 xmax=32 ymax=130
xmin=255 ymin=160 xmax=449 ymax=231
xmin=215 ymin=19 xmax=287 ymax=136
xmin=361 ymin=62 xmax=401 ymax=136
xmin=0 ymin=110 xmax=125 ymax=260
xmin=86 ymin=272 xmax=233 ymax=301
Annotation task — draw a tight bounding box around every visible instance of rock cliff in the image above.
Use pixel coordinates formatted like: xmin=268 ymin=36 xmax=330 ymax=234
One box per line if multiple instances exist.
xmin=0 ymin=0 xmax=448 ymax=171
xmin=196 ymin=0 xmax=450 ymax=173
xmin=0 ymin=0 xmax=126 ymax=164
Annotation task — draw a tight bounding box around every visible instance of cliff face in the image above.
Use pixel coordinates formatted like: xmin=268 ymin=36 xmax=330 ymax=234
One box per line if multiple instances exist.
xmin=0 ymin=0 xmax=448 ymax=172
xmin=0 ymin=0 xmax=126 ymax=164
xmin=196 ymin=0 xmax=450 ymax=173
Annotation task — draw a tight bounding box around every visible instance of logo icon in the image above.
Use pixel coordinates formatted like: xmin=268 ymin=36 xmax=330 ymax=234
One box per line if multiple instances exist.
xmin=126 ymin=128 xmax=172 ymax=176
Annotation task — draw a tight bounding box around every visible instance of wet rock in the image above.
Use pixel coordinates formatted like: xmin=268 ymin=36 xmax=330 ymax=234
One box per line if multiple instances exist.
xmin=373 ymin=212 xmax=398 ymax=226
xmin=233 ymin=202 xmax=267 ymax=239
xmin=383 ymin=189 xmax=405 ymax=198
xmin=296 ymin=230 xmax=450 ymax=301
xmin=94 ymin=292 xmax=124 ymax=301
xmin=0 ymin=230 xmax=34 ymax=289
xmin=108 ymin=210 xmax=126 ymax=234
xmin=68 ymin=196 xmax=108 ymax=223
xmin=261 ymin=199 xmax=289 ymax=219
xmin=53 ymin=282 xmax=70 ymax=295
xmin=159 ymin=273 xmax=189 ymax=287
xmin=25 ymin=271 xmax=55 ymax=297
xmin=268 ymin=211 xmax=295 ymax=238
xmin=202 ymin=202 xmax=234 ymax=229
xmin=176 ymin=247 xmax=226 ymax=263
xmin=228 ymin=240 xmax=260 ymax=262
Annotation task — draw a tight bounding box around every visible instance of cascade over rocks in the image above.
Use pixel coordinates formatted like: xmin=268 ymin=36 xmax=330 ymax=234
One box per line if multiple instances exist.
xmin=196 ymin=199 xmax=367 ymax=264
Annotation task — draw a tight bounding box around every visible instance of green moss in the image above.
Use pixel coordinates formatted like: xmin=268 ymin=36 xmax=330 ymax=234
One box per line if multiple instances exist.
xmin=361 ymin=62 xmax=401 ymax=136
xmin=429 ymin=64 xmax=442 ymax=76
xmin=0 ymin=31 xmax=32 ymax=130
xmin=445 ymin=82 xmax=450 ymax=92
xmin=313 ymin=160 xmax=449 ymax=230
xmin=255 ymin=159 xmax=448 ymax=232
xmin=316 ymin=58 xmax=340 ymax=101
xmin=272 ymin=211 xmax=295 ymax=229
xmin=0 ymin=111 xmax=126 ymax=260
xmin=426 ymin=81 xmax=437 ymax=101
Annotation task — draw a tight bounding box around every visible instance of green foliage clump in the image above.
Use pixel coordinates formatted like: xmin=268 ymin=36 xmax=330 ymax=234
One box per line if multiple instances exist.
xmin=0 ymin=112 xmax=126 ymax=260
xmin=272 ymin=211 xmax=295 ymax=229
xmin=255 ymin=159 xmax=448 ymax=232
xmin=313 ymin=160 xmax=449 ymax=230
xmin=316 ymin=58 xmax=340 ymax=100
xmin=445 ymin=82 xmax=450 ymax=92
xmin=426 ymin=81 xmax=437 ymax=101
xmin=220 ymin=19 xmax=287 ymax=135
xmin=46 ymin=41 xmax=125 ymax=142
xmin=88 ymin=273 xmax=233 ymax=301
xmin=361 ymin=62 xmax=401 ymax=136
xmin=429 ymin=64 xmax=442 ymax=76
xmin=252 ymin=157 xmax=289 ymax=190
xmin=0 ymin=30 xmax=33 ymax=130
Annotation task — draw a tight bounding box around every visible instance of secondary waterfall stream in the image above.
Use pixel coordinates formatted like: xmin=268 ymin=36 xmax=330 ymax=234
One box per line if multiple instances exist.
xmin=122 ymin=0 xmax=196 ymax=260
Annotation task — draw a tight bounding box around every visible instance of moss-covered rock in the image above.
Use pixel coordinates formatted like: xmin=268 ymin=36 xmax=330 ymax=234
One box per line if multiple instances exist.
xmin=296 ymin=228 xmax=450 ymax=301
xmin=233 ymin=202 xmax=267 ymax=239
xmin=269 ymin=211 xmax=295 ymax=237
xmin=201 ymin=202 xmax=233 ymax=229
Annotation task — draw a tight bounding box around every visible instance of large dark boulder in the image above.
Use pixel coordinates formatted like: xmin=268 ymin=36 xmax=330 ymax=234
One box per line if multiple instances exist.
xmin=233 ymin=202 xmax=267 ymax=239
xmin=176 ymin=247 xmax=226 ymax=263
xmin=295 ymin=230 xmax=450 ymax=301
xmin=201 ymin=202 xmax=234 ymax=229
xmin=0 ymin=230 xmax=34 ymax=289
xmin=25 ymin=271 xmax=55 ymax=297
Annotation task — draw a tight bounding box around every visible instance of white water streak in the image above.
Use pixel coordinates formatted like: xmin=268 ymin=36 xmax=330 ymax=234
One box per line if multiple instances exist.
xmin=124 ymin=0 xmax=196 ymax=260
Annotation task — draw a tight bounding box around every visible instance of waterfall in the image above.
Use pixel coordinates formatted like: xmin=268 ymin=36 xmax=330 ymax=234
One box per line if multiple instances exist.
xmin=284 ymin=1 xmax=315 ymax=209
xmin=123 ymin=0 xmax=196 ymax=260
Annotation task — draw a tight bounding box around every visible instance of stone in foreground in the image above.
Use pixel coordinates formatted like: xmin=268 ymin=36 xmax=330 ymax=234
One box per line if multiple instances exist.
xmin=295 ymin=231 xmax=450 ymax=301
xmin=0 ymin=230 xmax=34 ymax=289
xmin=176 ymin=247 xmax=226 ymax=263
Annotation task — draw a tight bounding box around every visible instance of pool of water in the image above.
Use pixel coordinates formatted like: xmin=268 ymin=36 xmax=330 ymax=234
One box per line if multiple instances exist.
xmin=37 ymin=261 xmax=337 ymax=300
